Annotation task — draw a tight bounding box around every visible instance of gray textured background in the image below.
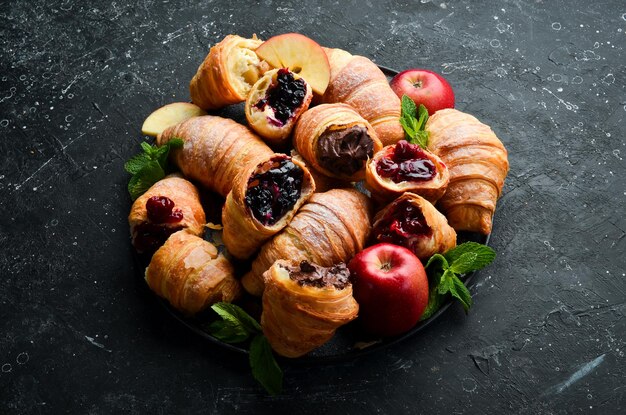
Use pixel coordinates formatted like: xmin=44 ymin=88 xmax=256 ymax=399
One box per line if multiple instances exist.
xmin=1 ymin=0 xmax=624 ymax=413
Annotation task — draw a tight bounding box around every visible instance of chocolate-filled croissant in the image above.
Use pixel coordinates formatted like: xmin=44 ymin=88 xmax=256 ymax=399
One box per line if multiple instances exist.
xmin=321 ymin=47 xmax=403 ymax=146
xmin=245 ymin=68 xmax=313 ymax=147
xmin=293 ymin=103 xmax=382 ymax=182
xmin=371 ymin=192 xmax=456 ymax=261
xmin=221 ymin=154 xmax=315 ymax=260
xmin=241 ymin=188 xmax=373 ymax=296
xmin=426 ymin=109 xmax=509 ymax=234
xmin=157 ymin=115 xmax=274 ymax=197
xmin=365 ymin=140 xmax=449 ymax=204
xmin=261 ymin=260 xmax=359 ymax=358
xmin=190 ymin=34 xmax=267 ymax=110
xmin=128 ymin=174 xmax=206 ymax=253
xmin=145 ymin=230 xmax=241 ymax=315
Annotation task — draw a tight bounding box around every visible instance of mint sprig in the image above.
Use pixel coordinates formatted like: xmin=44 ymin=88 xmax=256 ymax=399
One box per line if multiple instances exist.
xmin=399 ymin=95 xmax=429 ymax=149
xmin=124 ymin=138 xmax=184 ymax=200
xmin=421 ymin=242 xmax=496 ymax=320
xmin=207 ymin=302 xmax=283 ymax=396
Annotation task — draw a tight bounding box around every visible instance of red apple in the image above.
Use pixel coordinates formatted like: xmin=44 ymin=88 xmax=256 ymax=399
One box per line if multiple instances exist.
xmin=390 ymin=68 xmax=455 ymax=115
xmin=348 ymin=243 xmax=429 ymax=337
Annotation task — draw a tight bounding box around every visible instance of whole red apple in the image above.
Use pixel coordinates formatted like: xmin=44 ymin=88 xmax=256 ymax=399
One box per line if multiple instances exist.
xmin=390 ymin=68 xmax=455 ymax=115
xmin=348 ymin=243 xmax=429 ymax=337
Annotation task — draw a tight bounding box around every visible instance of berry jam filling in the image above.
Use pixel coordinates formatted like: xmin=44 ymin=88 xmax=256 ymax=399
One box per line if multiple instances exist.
xmin=133 ymin=223 xmax=183 ymax=253
xmin=373 ymin=199 xmax=432 ymax=249
xmin=253 ymin=68 xmax=307 ymax=126
xmin=245 ymin=157 xmax=303 ymax=226
xmin=375 ymin=140 xmax=436 ymax=183
xmin=146 ymin=196 xmax=183 ymax=224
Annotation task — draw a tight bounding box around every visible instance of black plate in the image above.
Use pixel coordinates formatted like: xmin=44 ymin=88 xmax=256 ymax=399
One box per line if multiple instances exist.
xmin=135 ymin=66 xmax=490 ymax=364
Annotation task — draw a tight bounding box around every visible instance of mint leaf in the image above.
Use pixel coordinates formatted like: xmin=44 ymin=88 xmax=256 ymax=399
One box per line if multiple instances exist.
xmin=416 ymin=104 xmax=429 ymax=129
xmin=437 ymin=269 xmax=456 ymax=295
xmin=250 ymin=335 xmax=283 ymax=396
xmin=140 ymin=141 xmax=154 ymax=155
xmin=444 ymin=242 xmax=496 ymax=272
xmin=211 ymin=303 xmax=262 ymax=335
xmin=401 ymin=95 xmax=417 ymax=119
xmin=399 ymin=95 xmax=429 ymax=149
xmin=124 ymin=152 xmax=151 ymax=175
xmin=449 ymin=275 xmax=473 ymax=313
xmin=414 ymin=130 xmax=429 ymax=149
xmin=425 ymin=253 xmax=448 ymax=270
xmin=128 ymin=161 xmax=164 ymax=200
xmin=448 ymin=252 xmax=478 ymax=275
xmin=207 ymin=320 xmax=250 ymax=343
xmin=168 ymin=137 xmax=184 ymax=149
xmin=421 ymin=284 xmax=445 ymax=321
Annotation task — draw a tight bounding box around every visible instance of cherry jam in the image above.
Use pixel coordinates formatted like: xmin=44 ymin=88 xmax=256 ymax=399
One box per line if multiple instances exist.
xmin=373 ymin=199 xmax=432 ymax=248
xmin=376 ymin=140 xmax=436 ymax=183
xmin=245 ymin=158 xmax=303 ymax=226
xmin=133 ymin=223 xmax=183 ymax=253
xmin=146 ymin=196 xmax=183 ymax=224
xmin=254 ymin=69 xmax=307 ymax=126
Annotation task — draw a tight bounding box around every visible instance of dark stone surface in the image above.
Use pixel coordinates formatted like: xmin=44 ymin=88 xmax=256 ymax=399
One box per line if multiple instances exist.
xmin=1 ymin=0 xmax=624 ymax=413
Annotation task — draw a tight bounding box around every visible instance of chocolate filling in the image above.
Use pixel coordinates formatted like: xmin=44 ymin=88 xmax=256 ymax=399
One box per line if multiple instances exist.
xmin=283 ymin=260 xmax=351 ymax=290
xmin=317 ymin=125 xmax=374 ymax=176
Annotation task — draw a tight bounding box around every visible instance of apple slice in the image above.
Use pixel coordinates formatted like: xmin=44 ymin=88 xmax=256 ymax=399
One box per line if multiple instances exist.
xmin=255 ymin=33 xmax=330 ymax=95
xmin=141 ymin=102 xmax=207 ymax=137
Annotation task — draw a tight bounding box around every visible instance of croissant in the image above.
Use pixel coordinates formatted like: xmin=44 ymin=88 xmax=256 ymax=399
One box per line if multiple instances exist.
xmin=222 ymin=154 xmax=315 ymax=260
xmin=426 ymin=109 xmax=509 ymax=234
xmin=261 ymin=260 xmax=359 ymax=358
xmin=293 ymin=103 xmax=382 ymax=182
xmin=245 ymin=68 xmax=313 ymax=147
xmin=157 ymin=115 xmax=274 ymax=197
xmin=145 ymin=230 xmax=242 ymax=315
xmin=241 ymin=188 xmax=372 ymax=296
xmin=365 ymin=140 xmax=449 ymax=204
xmin=291 ymin=150 xmax=347 ymax=193
xmin=321 ymin=47 xmax=403 ymax=146
xmin=128 ymin=174 xmax=206 ymax=253
xmin=371 ymin=192 xmax=456 ymax=261
xmin=190 ymin=34 xmax=267 ymax=110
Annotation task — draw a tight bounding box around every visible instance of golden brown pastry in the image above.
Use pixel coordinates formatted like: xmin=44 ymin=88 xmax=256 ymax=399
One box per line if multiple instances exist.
xmin=321 ymin=47 xmax=403 ymax=146
xmin=128 ymin=174 xmax=206 ymax=253
xmin=261 ymin=259 xmax=359 ymax=358
xmin=290 ymin=150 xmax=347 ymax=193
xmin=190 ymin=35 xmax=267 ymax=110
xmin=241 ymin=188 xmax=373 ymax=296
xmin=245 ymin=68 xmax=313 ymax=147
xmin=293 ymin=103 xmax=382 ymax=182
xmin=157 ymin=115 xmax=274 ymax=197
xmin=426 ymin=109 xmax=509 ymax=234
xmin=221 ymin=154 xmax=315 ymax=260
xmin=145 ymin=230 xmax=241 ymax=315
xmin=365 ymin=140 xmax=449 ymax=204
xmin=371 ymin=192 xmax=456 ymax=261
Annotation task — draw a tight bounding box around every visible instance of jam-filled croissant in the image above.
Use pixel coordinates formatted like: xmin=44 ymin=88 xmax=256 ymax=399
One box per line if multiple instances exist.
xmin=221 ymin=154 xmax=315 ymax=260
xmin=321 ymin=47 xmax=403 ymax=146
xmin=190 ymin=34 xmax=268 ymax=110
xmin=128 ymin=174 xmax=206 ymax=253
xmin=371 ymin=192 xmax=456 ymax=261
xmin=293 ymin=103 xmax=382 ymax=182
xmin=242 ymin=188 xmax=373 ymax=296
xmin=145 ymin=230 xmax=241 ymax=315
xmin=365 ymin=140 xmax=449 ymax=204
xmin=261 ymin=260 xmax=359 ymax=358
xmin=426 ymin=109 xmax=509 ymax=234
xmin=245 ymin=68 xmax=313 ymax=147
xmin=157 ymin=115 xmax=274 ymax=197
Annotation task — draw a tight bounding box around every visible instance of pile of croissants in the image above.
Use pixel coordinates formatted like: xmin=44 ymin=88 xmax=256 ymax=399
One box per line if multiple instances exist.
xmin=128 ymin=33 xmax=509 ymax=358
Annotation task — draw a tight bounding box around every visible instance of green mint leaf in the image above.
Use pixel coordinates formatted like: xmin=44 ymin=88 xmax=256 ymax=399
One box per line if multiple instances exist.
xmin=168 ymin=137 xmax=184 ymax=149
xmin=207 ymin=320 xmax=250 ymax=343
xmin=420 ymin=285 xmax=445 ymax=321
xmin=249 ymin=335 xmax=283 ymax=396
xmin=449 ymin=275 xmax=473 ymax=313
xmin=399 ymin=117 xmax=416 ymax=138
xmin=211 ymin=303 xmax=262 ymax=335
xmin=444 ymin=242 xmax=496 ymax=272
xmin=414 ymin=130 xmax=429 ymax=149
xmin=448 ymin=252 xmax=478 ymax=275
xmin=437 ymin=270 xmax=456 ymax=295
xmin=128 ymin=161 xmax=165 ymax=200
xmin=140 ymin=141 xmax=154 ymax=155
xmin=124 ymin=152 xmax=151 ymax=175
xmin=416 ymin=104 xmax=429 ymax=129
xmin=401 ymin=95 xmax=417 ymax=119
xmin=154 ymin=145 xmax=171 ymax=170
xmin=425 ymin=253 xmax=449 ymax=270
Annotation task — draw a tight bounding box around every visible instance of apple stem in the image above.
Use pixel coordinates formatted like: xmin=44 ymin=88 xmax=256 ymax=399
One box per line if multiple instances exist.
xmin=380 ymin=262 xmax=392 ymax=271
xmin=412 ymin=80 xmax=423 ymax=88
